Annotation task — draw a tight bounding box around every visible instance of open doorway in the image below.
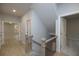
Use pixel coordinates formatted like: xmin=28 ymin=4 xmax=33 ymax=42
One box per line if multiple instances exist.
xmin=59 ymin=13 xmax=79 ymax=56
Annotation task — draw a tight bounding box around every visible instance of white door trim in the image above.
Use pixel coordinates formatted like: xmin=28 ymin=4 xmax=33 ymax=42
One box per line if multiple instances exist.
xmin=56 ymin=11 xmax=79 ymax=53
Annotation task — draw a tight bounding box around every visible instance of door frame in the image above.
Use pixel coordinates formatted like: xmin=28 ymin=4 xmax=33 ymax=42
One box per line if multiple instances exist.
xmin=56 ymin=11 xmax=79 ymax=53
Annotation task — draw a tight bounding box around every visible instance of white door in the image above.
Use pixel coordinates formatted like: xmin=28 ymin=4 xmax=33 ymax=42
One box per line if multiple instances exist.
xmin=60 ymin=18 xmax=67 ymax=52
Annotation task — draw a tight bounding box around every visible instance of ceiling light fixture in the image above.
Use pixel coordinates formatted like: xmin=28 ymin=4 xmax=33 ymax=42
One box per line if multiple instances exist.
xmin=13 ymin=9 xmax=16 ymax=13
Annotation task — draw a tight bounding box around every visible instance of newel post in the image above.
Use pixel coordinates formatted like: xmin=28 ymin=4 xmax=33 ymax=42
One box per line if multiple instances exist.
xmin=41 ymin=38 xmax=46 ymax=56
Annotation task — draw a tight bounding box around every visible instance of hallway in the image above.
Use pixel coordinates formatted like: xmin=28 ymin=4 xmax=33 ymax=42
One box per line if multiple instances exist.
xmin=0 ymin=22 xmax=32 ymax=56
xmin=0 ymin=22 xmax=27 ymax=56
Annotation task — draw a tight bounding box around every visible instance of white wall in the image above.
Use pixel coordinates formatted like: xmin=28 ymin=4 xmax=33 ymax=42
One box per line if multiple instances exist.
xmin=31 ymin=11 xmax=49 ymax=43
xmin=31 ymin=11 xmax=49 ymax=56
xmin=31 ymin=3 xmax=57 ymax=33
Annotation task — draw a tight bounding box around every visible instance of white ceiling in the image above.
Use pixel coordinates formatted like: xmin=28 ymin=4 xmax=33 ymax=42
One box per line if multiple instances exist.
xmin=0 ymin=3 xmax=32 ymax=17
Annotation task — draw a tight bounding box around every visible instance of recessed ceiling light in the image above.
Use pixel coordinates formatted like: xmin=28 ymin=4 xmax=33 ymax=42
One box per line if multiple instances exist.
xmin=13 ymin=9 xmax=16 ymax=12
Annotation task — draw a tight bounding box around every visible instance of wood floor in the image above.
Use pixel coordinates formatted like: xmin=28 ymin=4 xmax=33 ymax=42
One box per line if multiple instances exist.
xmin=0 ymin=38 xmax=31 ymax=56
xmin=53 ymin=52 xmax=65 ymax=56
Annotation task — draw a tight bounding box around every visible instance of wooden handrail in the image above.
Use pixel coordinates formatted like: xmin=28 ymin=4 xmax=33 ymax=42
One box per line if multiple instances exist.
xmin=45 ymin=36 xmax=56 ymax=43
xmin=32 ymin=40 xmax=41 ymax=46
xmin=41 ymin=36 xmax=56 ymax=48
